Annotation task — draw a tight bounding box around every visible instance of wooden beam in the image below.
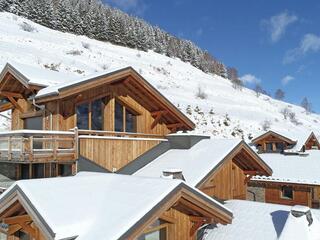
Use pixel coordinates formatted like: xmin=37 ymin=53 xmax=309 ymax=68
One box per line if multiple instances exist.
xmin=151 ymin=111 xmax=167 ymax=130
xmin=7 ymin=224 xmax=22 ymax=235
xmin=0 ymin=91 xmax=23 ymax=98
xmin=0 ymin=102 xmax=13 ymax=112
xmin=3 ymin=214 xmax=31 ymax=225
xmin=7 ymin=96 xmax=24 ymax=113
xmin=0 ymin=74 xmax=11 ymax=91
xmin=189 ymin=217 xmax=214 ymax=237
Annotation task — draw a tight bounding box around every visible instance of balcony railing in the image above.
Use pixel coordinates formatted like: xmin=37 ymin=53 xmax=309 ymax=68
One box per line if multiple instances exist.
xmin=0 ymin=130 xmax=78 ymax=163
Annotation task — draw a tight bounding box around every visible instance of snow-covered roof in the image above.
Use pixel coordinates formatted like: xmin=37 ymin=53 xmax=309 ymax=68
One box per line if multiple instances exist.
xmin=134 ymin=138 xmax=271 ymax=187
xmin=252 ymin=150 xmax=320 ymax=185
xmin=36 ymin=66 xmax=128 ymax=98
xmin=0 ymin=62 xmax=76 ymax=87
xmin=0 ymin=172 xmax=231 ymax=240
xmin=204 ymin=200 xmax=320 ymax=240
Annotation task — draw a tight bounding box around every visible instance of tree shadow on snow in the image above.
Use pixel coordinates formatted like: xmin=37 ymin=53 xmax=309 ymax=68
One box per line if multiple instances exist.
xmin=270 ymin=210 xmax=289 ymax=237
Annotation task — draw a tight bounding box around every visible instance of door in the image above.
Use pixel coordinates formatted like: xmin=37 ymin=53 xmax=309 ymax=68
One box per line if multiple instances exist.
xmin=24 ymin=116 xmax=43 ymax=149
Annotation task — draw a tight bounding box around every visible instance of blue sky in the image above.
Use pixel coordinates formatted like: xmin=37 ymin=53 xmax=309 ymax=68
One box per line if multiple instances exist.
xmin=104 ymin=0 xmax=320 ymax=112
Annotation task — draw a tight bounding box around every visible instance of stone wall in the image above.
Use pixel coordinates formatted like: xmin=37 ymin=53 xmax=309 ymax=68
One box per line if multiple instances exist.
xmin=247 ymin=184 xmax=265 ymax=202
xmin=0 ymin=163 xmax=16 ymax=180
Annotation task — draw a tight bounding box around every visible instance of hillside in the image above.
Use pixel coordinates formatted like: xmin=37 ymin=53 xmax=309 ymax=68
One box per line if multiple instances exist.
xmin=1 ymin=12 xmax=320 ymax=140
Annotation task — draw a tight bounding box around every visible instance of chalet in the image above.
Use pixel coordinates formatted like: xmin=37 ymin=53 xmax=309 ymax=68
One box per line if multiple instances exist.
xmin=201 ymin=200 xmax=320 ymax=240
xmin=0 ymin=62 xmax=194 ymax=182
xmin=0 ymin=173 xmax=232 ymax=240
xmin=133 ymin=134 xmax=272 ymax=201
xmin=248 ymin=150 xmax=320 ymax=208
xmin=251 ymin=130 xmax=320 ymax=154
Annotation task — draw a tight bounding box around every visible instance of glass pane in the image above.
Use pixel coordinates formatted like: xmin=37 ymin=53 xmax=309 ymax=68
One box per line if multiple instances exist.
xmin=137 ymin=228 xmax=167 ymax=240
xmin=76 ymin=103 xmax=89 ymax=129
xmin=21 ymin=164 xmax=30 ymax=180
xmin=92 ymin=98 xmax=103 ymax=130
xmin=115 ymin=101 xmax=124 ymax=132
xmin=276 ymin=142 xmax=284 ymax=151
xmin=32 ymin=164 xmax=44 ymax=179
xmin=59 ymin=164 xmax=72 ymax=177
xmin=126 ymin=109 xmax=136 ymax=133
xmin=266 ymin=143 xmax=273 ymax=152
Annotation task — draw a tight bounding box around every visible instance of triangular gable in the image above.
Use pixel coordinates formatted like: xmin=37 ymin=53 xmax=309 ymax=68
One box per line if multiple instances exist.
xmin=303 ymin=132 xmax=320 ymax=151
xmin=35 ymin=67 xmax=195 ymax=131
xmin=197 ymin=141 xmax=273 ymax=188
xmin=252 ymin=130 xmax=297 ymax=145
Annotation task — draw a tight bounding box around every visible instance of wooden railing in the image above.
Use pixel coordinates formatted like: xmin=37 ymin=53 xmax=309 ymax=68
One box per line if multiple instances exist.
xmin=76 ymin=129 xmax=165 ymax=139
xmin=0 ymin=129 xmax=78 ymax=163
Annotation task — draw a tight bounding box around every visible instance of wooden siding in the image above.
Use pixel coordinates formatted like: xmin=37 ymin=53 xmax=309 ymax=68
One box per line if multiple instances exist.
xmin=265 ymin=185 xmax=312 ymax=207
xmin=44 ymin=84 xmax=171 ymax=136
xmin=254 ymin=135 xmax=290 ymax=153
xmin=199 ymin=159 xmax=247 ymax=201
xmin=162 ymin=208 xmax=195 ymax=240
xmin=79 ymin=137 xmax=162 ymax=171
xmin=305 ymin=134 xmax=320 ymax=150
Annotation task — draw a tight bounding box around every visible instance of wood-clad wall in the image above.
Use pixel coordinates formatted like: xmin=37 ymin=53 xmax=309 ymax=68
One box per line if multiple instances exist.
xmin=163 ymin=208 xmax=195 ymax=240
xmin=44 ymin=84 xmax=171 ymax=135
xmin=199 ymin=159 xmax=247 ymax=201
xmin=254 ymin=135 xmax=289 ymax=153
xmin=265 ymin=185 xmax=312 ymax=207
xmin=79 ymin=137 xmax=162 ymax=171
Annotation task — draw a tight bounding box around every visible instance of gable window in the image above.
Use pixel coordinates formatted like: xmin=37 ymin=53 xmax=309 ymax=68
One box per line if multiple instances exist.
xmin=76 ymin=98 xmax=104 ymax=130
xmin=137 ymin=219 xmax=168 ymax=240
xmin=276 ymin=142 xmax=285 ymax=152
xmin=281 ymin=186 xmax=293 ymax=200
xmin=266 ymin=143 xmax=273 ymax=152
xmin=114 ymin=100 xmax=137 ymax=133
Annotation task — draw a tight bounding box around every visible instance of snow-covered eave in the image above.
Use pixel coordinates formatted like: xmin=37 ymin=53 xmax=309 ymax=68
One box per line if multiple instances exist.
xmin=251 ymin=176 xmax=320 ymax=187
xmin=0 ymin=63 xmax=48 ymax=89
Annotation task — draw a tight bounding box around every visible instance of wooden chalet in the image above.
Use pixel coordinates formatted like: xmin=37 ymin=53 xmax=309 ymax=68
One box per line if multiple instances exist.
xmin=0 ymin=63 xmax=194 ymax=181
xmin=134 ymin=137 xmax=272 ymax=202
xmin=249 ymin=150 xmax=320 ymax=208
xmin=0 ymin=173 xmax=232 ymax=240
xmin=252 ymin=130 xmax=320 ymax=153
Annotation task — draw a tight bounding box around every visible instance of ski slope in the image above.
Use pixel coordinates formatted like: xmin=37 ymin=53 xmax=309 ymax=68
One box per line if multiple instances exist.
xmin=0 ymin=12 xmax=319 ymax=140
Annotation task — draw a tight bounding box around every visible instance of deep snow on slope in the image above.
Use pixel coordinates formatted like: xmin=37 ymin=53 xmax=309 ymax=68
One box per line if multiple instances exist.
xmin=0 ymin=12 xmax=320 ymax=140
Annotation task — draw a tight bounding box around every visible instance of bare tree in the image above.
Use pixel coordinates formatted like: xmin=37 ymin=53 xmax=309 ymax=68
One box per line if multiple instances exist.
xmin=227 ymin=67 xmax=243 ymax=90
xmin=301 ymin=97 xmax=312 ymax=113
xmin=275 ymin=89 xmax=285 ymax=100
xmin=254 ymin=84 xmax=263 ymax=97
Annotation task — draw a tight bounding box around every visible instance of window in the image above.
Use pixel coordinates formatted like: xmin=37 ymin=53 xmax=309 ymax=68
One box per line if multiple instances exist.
xmin=21 ymin=164 xmax=30 ymax=180
xmin=137 ymin=219 xmax=168 ymax=240
xmin=281 ymin=186 xmax=293 ymax=200
xmin=266 ymin=143 xmax=273 ymax=152
xmin=275 ymin=142 xmax=285 ymax=152
xmin=114 ymin=100 xmax=137 ymax=133
xmin=76 ymin=98 xmax=104 ymax=130
xmin=32 ymin=164 xmax=45 ymax=179
xmin=76 ymin=103 xmax=89 ymax=129
xmin=91 ymin=98 xmax=103 ymax=130
xmin=24 ymin=116 xmax=43 ymax=149
xmin=58 ymin=164 xmax=72 ymax=177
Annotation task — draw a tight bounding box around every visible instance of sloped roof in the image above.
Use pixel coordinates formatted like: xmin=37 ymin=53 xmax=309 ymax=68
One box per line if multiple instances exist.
xmin=252 ymin=129 xmax=319 ymax=152
xmin=134 ymin=138 xmax=272 ymax=187
xmin=251 ymin=151 xmax=320 ymax=185
xmin=0 ymin=173 xmax=232 ymax=240
xmin=204 ymin=200 xmax=320 ymax=240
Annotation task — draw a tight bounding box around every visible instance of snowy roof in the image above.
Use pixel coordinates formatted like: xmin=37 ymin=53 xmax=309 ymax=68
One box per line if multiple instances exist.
xmin=36 ymin=66 xmax=128 ymax=98
xmin=134 ymin=138 xmax=272 ymax=187
xmin=252 ymin=129 xmax=319 ymax=152
xmin=252 ymin=150 xmax=320 ymax=185
xmin=0 ymin=62 xmax=76 ymax=87
xmin=0 ymin=172 xmax=231 ymax=240
xmin=204 ymin=200 xmax=320 ymax=240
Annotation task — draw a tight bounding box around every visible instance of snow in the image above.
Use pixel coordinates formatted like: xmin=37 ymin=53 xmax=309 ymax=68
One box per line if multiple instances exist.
xmin=204 ymin=200 xmax=320 ymax=240
xmin=134 ymin=138 xmax=242 ymax=186
xmin=0 ymin=173 xmax=231 ymax=240
xmin=1 ymin=12 xmax=320 ymax=140
xmin=251 ymin=150 xmax=320 ymax=185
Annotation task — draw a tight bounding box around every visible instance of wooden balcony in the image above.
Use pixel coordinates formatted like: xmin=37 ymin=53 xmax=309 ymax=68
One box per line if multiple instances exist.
xmin=0 ymin=130 xmax=78 ymax=163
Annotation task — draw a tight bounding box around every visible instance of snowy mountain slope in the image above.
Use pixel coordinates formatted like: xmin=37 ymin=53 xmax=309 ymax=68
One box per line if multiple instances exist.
xmin=1 ymin=12 xmax=320 ymax=140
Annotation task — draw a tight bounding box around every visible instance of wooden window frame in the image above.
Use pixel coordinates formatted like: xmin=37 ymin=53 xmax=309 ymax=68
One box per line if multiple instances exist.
xmin=114 ymin=99 xmax=138 ymax=133
xmin=75 ymin=97 xmax=105 ymax=130
xmin=281 ymin=186 xmax=294 ymax=200
xmin=140 ymin=218 xmax=170 ymax=240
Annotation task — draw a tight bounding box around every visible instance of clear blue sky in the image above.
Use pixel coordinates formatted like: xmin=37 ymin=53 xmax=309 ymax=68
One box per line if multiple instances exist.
xmin=104 ymin=0 xmax=320 ymax=112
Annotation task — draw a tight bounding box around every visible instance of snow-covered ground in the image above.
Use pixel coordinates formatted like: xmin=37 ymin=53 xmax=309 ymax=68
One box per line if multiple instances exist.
xmin=1 ymin=12 xmax=320 ymax=140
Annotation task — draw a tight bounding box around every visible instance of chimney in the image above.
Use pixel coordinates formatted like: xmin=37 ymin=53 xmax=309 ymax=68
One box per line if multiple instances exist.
xmin=290 ymin=205 xmax=313 ymax=226
xmin=279 ymin=205 xmax=320 ymax=240
xmin=162 ymin=169 xmax=185 ymax=181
